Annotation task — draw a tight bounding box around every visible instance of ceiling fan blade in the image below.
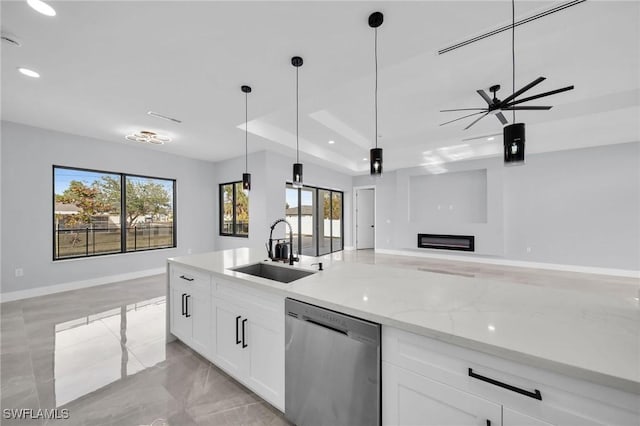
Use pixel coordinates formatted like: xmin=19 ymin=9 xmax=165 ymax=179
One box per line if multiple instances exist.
xmin=501 ymin=106 xmax=553 ymax=110
xmin=439 ymin=111 xmax=486 ymax=126
xmin=505 ymin=85 xmax=574 ymax=107
xmin=440 ymin=108 xmax=487 ymax=112
xmin=500 ymin=76 xmax=546 ymax=105
xmin=476 ymin=89 xmax=493 ymax=105
xmin=463 ymin=112 xmax=489 ymax=130
xmin=496 ymin=112 xmax=508 ymax=125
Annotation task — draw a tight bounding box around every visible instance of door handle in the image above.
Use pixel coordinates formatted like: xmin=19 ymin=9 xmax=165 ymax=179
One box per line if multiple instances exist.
xmin=185 ymin=295 xmax=191 ymax=318
xmin=235 ymin=316 xmax=242 ymax=345
xmin=370 ymin=225 xmax=374 ymax=228
xmin=242 ymin=318 xmax=248 ymax=348
xmin=181 ymin=293 xmax=186 ymax=316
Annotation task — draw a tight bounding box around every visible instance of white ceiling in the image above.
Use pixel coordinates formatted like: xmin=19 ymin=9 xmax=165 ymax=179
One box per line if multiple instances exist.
xmin=2 ymin=1 xmax=639 ymax=175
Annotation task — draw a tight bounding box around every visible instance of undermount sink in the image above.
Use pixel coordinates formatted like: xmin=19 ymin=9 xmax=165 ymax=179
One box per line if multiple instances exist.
xmin=230 ymin=262 xmax=315 ymax=284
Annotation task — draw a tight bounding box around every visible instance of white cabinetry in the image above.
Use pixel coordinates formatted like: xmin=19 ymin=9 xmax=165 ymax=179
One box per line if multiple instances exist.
xmin=212 ymin=279 xmax=285 ymax=411
xmin=384 ymin=362 xmax=501 ymax=426
xmin=383 ymin=327 xmax=638 ymax=426
xmin=169 ymin=265 xmax=211 ymax=357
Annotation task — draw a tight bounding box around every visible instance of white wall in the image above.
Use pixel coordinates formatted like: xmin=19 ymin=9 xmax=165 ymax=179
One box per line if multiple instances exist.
xmin=1 ymin=121 xmax=217 ymax=295
xmin=354 ymin=142 xmax=640 ymax=271
xmin=213 ymin=150 xmax=352 ymax=252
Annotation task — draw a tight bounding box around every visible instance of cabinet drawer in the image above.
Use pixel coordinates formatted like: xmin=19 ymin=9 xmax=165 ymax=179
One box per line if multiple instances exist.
xmin=171 ymin=265 xmax=211 ymax=294
xmin=214 ymin=277 xmax=284 ymax=318
xmin=382 ymin=327 xmax=638 ymax=426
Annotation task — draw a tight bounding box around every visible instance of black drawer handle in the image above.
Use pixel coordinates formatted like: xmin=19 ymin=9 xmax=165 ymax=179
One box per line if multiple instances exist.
xmin=181 ymin=293 xmax=186 ymax=316
xmin=180 ymin=275 xmax=194 ymax=282
xmin=469 ymin=368 xmax=542 ymax=400
xmin=185 ymin=295 xmax=191 ymax=318
xmin=242 ymin=318 xmax=248 ymax=348
xmin=235 ymin=316 xmax=242 ymax=345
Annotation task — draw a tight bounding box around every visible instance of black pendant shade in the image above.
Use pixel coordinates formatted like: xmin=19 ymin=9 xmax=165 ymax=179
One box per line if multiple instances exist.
xmin=503 ymin=123 xmax=525 ymax=164
xmin=242 ymin=173 xmax=251 ymax=190
xmin=292 ymin=163 xmax=303 ymax=189
xmin=369 ymin=12 xmax=384 ymax=176
xmin=241 ymin=85 xmax=252 ymax=190
xmin=292 ymin=56 xmax=304 ymax=188
xmin=370 ymin=148 xmax=383 ymax=175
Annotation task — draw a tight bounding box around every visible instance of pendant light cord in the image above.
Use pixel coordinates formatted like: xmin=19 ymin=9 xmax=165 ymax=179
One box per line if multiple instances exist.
xmin=245 ymin=92 xmax=248 ymax=173
xmin=296 ymin=66 xmax=299 ymax=163
xmin=374 ymin=27 xmax=378 ymax=149
xmin=512 ymin=0 xmax=516 ymax=123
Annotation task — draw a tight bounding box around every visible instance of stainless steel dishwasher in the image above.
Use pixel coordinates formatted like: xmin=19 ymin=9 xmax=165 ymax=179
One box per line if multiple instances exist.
xmin=285 ymin=298 xmax=381 ymax=426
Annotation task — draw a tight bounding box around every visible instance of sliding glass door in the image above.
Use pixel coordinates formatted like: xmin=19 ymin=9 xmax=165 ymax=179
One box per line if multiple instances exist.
xmin=286 ymin=184 xmax=343 ymax=257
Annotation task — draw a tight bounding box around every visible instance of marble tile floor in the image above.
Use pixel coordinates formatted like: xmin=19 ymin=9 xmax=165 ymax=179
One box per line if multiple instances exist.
xmin=1 ymin=250 xmax=638 ymax=425
xmin=1 ymin=275 xmax=289 ymax=426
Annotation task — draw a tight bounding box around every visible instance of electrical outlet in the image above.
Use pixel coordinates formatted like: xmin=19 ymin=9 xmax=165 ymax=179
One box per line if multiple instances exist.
xmin=15 ymin=268 xmax=23 ymax=277
xmin=187 ymin=248 xmax=192 ymax=255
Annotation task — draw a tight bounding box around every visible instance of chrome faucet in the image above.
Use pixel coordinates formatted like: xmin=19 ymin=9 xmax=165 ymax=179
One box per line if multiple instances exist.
xmin=268 ymin=218 xmax=299 ymax=265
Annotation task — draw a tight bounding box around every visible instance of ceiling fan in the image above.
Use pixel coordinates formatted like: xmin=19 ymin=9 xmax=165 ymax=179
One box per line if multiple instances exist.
xmin=440 ymin=78 xmax=574 ymax=130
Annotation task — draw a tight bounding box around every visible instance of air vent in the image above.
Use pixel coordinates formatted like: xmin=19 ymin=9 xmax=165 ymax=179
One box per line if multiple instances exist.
xmin=1 ymin=33 xmax=21 ymax=47
xmin=147 ymin=111 xmax=182 ymax=124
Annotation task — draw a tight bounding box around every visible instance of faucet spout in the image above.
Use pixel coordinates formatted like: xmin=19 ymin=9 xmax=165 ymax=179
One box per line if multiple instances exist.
xmin=268 ymin=218 xmax=299 ymax=265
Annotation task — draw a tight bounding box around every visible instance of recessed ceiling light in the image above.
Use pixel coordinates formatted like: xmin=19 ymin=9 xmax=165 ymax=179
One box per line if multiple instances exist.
xmin=487 ymin=137 xmax=495 ymax=141
xmin=328 ymin=140 xmax=335 ymax=144
xmin=125 ymin=131 xmax=171 ymax=145
xmin=18 ymin=67 xmax=40 ymax=78
xmin=488 ymin=324 xmax=496 ymax=332
xmin=362 ymin=158 xmax=368 ymax=161
xmin=27 ymin=0 xmax=56 ymax=16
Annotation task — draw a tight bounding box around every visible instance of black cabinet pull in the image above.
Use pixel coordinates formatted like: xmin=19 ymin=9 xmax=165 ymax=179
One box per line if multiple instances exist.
xmin=469 ymin=368 xmax=542 ymax=400
xmin=235 ymin=316 xmax=242 ymax=345
xmin=242 ymin=318 xmax=248 ymax=348
xmin=181 ymin=293 xmax=186 ymax=316
xmin=185 ymin=295 xmax=191 ymax=318
xmin=180 ymin=275 xmax=194 ymax=282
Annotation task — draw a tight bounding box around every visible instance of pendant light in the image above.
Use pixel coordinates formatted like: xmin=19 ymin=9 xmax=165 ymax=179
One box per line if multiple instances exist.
xmin=241 ymin=85 xmax=252 ymax=190
xmin=369 ymin=12 xmax=384 ymax=175
xmin=291 ymin=56 xmax=304 ymax=188
xmin=503 ymin=0 xmax=525 ymax=165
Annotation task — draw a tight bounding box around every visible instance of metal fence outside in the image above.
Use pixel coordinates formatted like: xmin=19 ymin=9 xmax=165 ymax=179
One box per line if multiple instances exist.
xmin=55 ymin=224 xmax=174 ymax=259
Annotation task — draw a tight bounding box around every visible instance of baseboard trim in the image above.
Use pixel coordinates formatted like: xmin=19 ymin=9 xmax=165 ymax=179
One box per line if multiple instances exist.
xmin=374 ymin=249 xmax=640 ymax=278
xmin=0 ymin=268 xmax=166 ymax=303
xmin=343 ymin=246 xmax=356 ymax=251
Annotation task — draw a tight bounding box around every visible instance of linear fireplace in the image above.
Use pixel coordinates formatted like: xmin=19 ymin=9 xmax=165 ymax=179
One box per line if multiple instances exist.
xmin=417 ymin=234 xmax=475 ymax=252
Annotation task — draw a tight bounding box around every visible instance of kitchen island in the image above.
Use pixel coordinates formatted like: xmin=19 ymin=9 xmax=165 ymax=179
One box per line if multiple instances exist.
xmin=167 ymin=248 xmax=639 ymax=425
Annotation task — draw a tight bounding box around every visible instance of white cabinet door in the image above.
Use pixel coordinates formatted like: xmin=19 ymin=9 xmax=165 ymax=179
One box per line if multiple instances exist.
xmin=504 ymin=408 xmax=554 ymax=426
xmin=170 ymin=285 xmax=191 ymax=342
xmin=383 ymin=362 xmax=501 ymax=426
xmin=244 ymin=313 xmax=285 ymax=410
xmin=212 ymin=297 xmax=246 ymax=379
xmin=190 ymin=287 xmax=211 ymax=357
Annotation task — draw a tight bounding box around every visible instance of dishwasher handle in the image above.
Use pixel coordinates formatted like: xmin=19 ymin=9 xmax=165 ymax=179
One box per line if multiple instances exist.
xmin=303 ymin=317 xmax=348 ymax=336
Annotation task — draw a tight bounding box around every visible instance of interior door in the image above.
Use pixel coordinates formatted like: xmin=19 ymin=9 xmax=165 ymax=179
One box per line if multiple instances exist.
xmin=356 ymin=188 xmax=375 ymax=249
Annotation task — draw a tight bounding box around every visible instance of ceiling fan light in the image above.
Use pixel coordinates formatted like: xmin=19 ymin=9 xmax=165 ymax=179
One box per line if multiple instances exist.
xmin=370 ymin=148 xmax=383 ymax=175
xmin=503 ymin=123 xmax=525 ymax=165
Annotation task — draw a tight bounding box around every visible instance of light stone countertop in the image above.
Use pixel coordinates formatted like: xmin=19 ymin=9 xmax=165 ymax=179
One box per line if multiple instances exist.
xmin=168 ymin=248 xmax=640 ymax=394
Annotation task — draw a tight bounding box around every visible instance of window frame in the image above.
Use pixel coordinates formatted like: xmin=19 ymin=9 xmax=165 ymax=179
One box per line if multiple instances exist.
xmin=52 ymin=165 xmax=177 ymax=261
xmin=219 ymin=181 xmax=249 ymax=238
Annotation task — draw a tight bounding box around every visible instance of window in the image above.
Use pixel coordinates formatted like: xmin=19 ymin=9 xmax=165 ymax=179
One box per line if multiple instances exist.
xmin=285 ymin=183 xmax=343 ymax=256
xmin=53 ymin=166 xmax=175 ymax=260
xmin=220 ymin=182 xmax=249 ymax=237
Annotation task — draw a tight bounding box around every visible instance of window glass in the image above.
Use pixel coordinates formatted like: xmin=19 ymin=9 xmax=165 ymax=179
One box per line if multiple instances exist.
xmin=53 ymin=166 xmax=176 ymax=260
xmin=219 ymin=182 xmax=249 ymax=237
